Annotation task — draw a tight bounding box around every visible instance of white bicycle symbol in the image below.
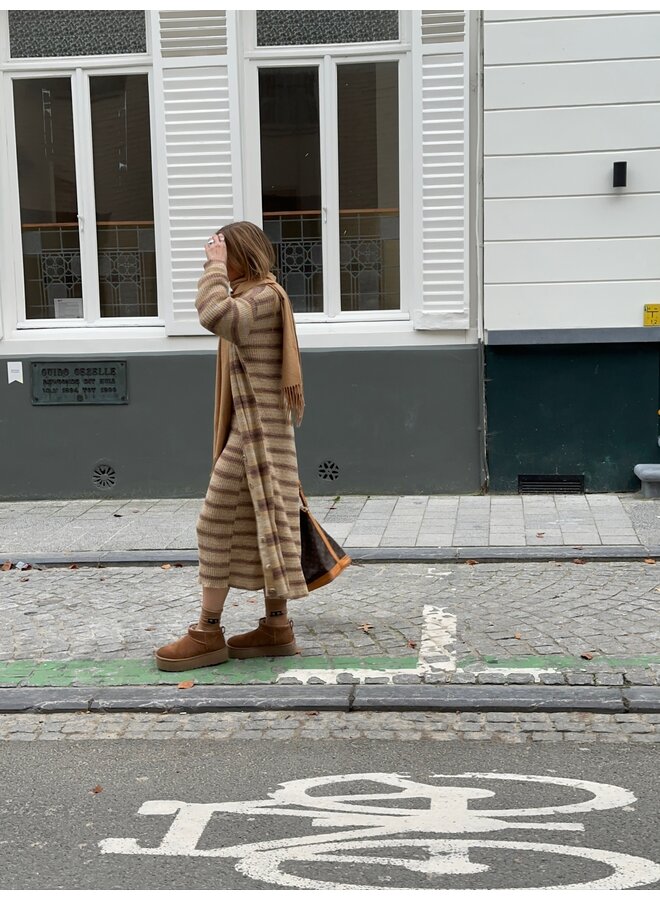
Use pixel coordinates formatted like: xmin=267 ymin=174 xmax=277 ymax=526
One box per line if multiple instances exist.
xmin=100 ymin=771 xmax=660 ymax=890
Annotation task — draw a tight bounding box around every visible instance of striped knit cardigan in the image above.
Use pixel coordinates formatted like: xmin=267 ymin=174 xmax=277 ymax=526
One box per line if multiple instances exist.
xmin=195 ymin=260 xmax=309 ymax=600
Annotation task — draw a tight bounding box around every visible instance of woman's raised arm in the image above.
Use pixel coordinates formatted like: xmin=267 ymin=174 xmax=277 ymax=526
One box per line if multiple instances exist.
xmin=195 ymin=261 xmax=254 ymax=345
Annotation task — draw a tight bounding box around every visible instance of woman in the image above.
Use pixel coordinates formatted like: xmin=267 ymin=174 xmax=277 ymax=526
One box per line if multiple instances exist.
xmin=155 ymin=221 xmax=309 ymax=672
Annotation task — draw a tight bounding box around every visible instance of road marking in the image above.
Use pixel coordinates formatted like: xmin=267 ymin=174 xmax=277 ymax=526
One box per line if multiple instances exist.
xmin=417 ymin=604 xmax=457 ymax=674
xmin=99 ymin=771 xmax=660 ymax=890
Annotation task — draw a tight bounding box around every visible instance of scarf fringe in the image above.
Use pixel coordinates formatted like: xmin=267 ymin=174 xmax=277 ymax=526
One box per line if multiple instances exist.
xmin=282 ymin=383 xmax=305 ymax=427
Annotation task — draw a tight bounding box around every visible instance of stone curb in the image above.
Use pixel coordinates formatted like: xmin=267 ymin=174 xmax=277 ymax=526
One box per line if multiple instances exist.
xmin=1 ymin=685 xmax=658 ymax=714
xmin=3 ymin=545 xmax=660 ymax=567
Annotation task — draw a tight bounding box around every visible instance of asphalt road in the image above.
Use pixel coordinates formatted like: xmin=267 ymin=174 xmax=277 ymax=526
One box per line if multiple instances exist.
xmin=1 ymin=738 xmax=659 ymax=890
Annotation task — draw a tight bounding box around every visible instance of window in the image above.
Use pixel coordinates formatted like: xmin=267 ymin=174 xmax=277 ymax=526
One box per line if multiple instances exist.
xmin=256 ymin=10 xmax=399 ymax=46
xmin=12 ymin=72 xmax=156 ymax=323
xmin=253 ymin=56 xmax=401 ymax=315
xmin=8 ymin=10 xmax=146 ymax=58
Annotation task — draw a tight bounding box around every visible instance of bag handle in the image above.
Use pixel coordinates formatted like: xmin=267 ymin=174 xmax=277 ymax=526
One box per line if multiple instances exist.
xmin=298 ymin=479 xmax=309 ymax=510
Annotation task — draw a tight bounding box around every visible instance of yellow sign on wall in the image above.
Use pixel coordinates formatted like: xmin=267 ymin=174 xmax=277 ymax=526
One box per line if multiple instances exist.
xmin=644 ymin=304 xmax=660 ymax=326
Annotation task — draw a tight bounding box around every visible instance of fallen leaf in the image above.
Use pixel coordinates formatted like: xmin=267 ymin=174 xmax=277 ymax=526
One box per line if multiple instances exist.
xmin=580 ymin=652 xmax=594 ymax=660
xmin=177 ymin=680 xmax=195 ymax=689
xmin=144 ymin=626 xmax=155 ymax=632
xmin=69 ymin=563 xmax=78 ymax=570
xmin=1 ymin=561 xmax=12 ymax=571
xmin=573 ymin=558 xmax=586 ymax=565
xmin=406 ymin=639 xmax=417 ymax=649
xmin=359 ymin=623 xmax=374 ymax=633
xmin=514 ymin=632 xmax=522 ymax=640
xmin=644 ymin=558 xmax=656 ymax=565
xmin=536 ymin=532 xmax=545 ymax=538
xmin=161 ymin=563 xmax=172 ymax=570
xmin=16 ymin=561 xmax=32 ymax=570
xmin=305 ymin=711 xmax=319 ymax=717
xmin=19 ymin=577 xmax=29 ymax=583
xmin=89 ymin=785 xmax=103 ymax=794
xmin=113 ymin=513 xmax=123 ymax=518
xmin=247 ymin=598 xmax=256 ymax=604
xmin=466 ymin=559 xmax=478 ymax=566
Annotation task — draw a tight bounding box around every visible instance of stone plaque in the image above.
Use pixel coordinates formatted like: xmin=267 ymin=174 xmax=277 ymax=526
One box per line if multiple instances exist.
xmin=31 ymin=361 xmax=128 ymax=405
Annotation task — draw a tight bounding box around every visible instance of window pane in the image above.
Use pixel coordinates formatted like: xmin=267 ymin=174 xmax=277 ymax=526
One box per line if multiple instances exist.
xmin=257 ymin=10 xmax=398 ymax=46
xmin=8 ymin=10 xmax=146 ymax=58
xmin=338 ymin=62 xmax=400 ymax=311
xmin=90 ymin=75 xmax=157 ymax=318
xmin=259 ymin=67 xmax=323 ymax=313
xmin=13 ymin=78 xmax=83 ymax=320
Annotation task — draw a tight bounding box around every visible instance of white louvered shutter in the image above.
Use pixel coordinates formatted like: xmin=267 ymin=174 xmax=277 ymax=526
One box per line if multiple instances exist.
xmin=412 ymin=10 xmax=468 ymax=329
xmin=152 ymin=11 xmax=237 ymax=335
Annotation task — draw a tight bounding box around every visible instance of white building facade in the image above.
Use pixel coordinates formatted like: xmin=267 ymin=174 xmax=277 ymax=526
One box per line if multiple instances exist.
xmin=0 ymin=9 xmax=483 ymax=500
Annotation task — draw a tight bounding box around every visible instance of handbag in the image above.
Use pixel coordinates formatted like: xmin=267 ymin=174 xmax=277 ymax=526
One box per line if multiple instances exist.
xmin=298 ymin=481 xmax=352 ymax=591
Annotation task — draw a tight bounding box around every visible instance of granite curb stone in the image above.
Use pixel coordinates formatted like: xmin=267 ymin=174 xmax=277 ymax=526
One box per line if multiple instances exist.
xmin=3 ymin=545 xmax=660 ymax=568
xmin=2 ymin=684 xmax=659 ymax=714
xmin=625 ymin=687 xmax=660 ymax=712
xmin=351 ymin=685 xmax=627 ymax=712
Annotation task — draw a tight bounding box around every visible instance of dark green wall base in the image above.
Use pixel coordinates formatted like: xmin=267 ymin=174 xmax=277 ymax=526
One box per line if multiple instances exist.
xmin=485 ymin=344 xmax=660 ymax=493
xmin=0 ymin=346 xmax=483 ymax=499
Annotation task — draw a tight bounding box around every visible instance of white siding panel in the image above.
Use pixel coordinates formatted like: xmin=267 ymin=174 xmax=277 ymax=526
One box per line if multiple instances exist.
xmin=485 ymin=58 xmax=660 ymax=110
xmin=485 ymin=104 xmax=660 ymax=156
xmin=485 ymin=11 xmax=641 ymax=22
xmin=485 ymin=195 xmax=660 ymax=241
xmin=485 ymin=281 xmax=660 ymax=331
xmin=163 ymin=66 xmax=234 ymax=331
xmin=485 ymin=238 xmax=660 ymax=284
xmin=484 ymin=13 xmax=660 ymax=65
xmin=485 ymin=150 xmax=660 ymax=198
xmin=483 ymin=12 xmax=660 ymax=335
xmin=418 ymin=51 xmax=468 ymax=328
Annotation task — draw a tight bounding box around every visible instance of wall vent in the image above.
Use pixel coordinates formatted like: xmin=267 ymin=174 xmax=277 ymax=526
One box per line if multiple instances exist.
xmin=159 ymin=11 xmax=227 ymax=58
xmin=93 ymin=463 xmax=117 ymax=489
xmin=318 ymin=460 xmax=340 ymax=481
xmin=421 ymin=10 xmax=465 ymax=44
xmin=518 ymin=474 xmax=585 ymax=495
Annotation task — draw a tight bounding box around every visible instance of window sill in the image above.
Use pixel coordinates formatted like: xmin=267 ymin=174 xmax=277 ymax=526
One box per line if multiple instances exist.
xmin=0 ymin=319 xmax=478 ymax=354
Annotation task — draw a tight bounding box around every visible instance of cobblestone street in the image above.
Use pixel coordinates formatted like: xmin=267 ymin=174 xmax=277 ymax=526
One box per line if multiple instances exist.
xmin=1 ymin=559 xmax=658 ymax=687
xmin=0 ymin=710 xmax=658 ymax=743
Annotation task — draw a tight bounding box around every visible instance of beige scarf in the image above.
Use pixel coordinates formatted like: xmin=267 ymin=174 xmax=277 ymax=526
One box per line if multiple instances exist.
xmin=211 ymin=271 xmax=305 ymax=467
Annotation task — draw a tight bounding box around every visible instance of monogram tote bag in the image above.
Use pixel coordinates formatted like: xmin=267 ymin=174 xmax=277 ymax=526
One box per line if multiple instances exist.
xmin=298 ymin=481 xmax=352 ymax=591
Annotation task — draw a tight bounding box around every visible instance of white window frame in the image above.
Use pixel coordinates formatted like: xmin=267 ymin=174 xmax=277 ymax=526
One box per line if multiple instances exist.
xmin=0 ymin=11 xmax=166 ymax=336
xmin=239 ymin=10 xmax=413 ymax=324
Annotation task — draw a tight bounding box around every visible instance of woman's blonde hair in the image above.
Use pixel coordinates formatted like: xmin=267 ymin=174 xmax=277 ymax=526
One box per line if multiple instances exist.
xmin=216 ymin=220 xmax=275 ymax=281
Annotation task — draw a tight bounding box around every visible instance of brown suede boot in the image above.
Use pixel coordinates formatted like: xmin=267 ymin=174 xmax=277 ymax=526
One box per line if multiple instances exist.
xmin=227 ymin=617 xmax=298 ymax=659
xmin=154 ymin=625 xmax=228 ymax=672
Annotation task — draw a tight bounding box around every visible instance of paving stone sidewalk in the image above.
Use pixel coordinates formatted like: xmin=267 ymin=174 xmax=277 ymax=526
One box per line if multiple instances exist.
xmin=1 ymin=493 xmax=659 ymax=554
xmin=1 ymin=560 xmax=658 ymax=688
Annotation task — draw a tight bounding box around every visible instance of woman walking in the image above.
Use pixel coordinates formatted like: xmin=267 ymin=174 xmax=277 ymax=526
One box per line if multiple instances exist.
xmin=155 ymin=221 xmax=309 ymax=672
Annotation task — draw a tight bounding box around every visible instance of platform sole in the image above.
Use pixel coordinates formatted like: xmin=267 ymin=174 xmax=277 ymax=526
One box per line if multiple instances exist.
xmin=154 ymin=647 xmax=229 ymax=672
xmin=227 ymin=642 xmax=298 ymax=660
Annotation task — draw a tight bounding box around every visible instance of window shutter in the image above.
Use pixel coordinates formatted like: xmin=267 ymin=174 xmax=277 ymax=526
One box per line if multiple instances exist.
xmin=412 ymin=10 xmax=469 ymax=330
xmin=152 ymin=11 xmax=238 ymax=335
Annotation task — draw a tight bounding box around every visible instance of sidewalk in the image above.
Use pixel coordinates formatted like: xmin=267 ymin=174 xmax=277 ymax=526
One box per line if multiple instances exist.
xmin=1 ymin=493 xmax=659 ymax=712
xmin=1 ymin=492 xmax=659 ymax=559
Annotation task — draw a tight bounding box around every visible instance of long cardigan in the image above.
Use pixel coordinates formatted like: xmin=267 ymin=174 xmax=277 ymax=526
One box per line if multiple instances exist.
xmin=195 ymin=260 xmax=309 ymax=600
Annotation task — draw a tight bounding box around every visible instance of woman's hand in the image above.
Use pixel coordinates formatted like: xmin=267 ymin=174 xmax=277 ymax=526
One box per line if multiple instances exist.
xmin=205 ymin=232 xmax=227 ymax=265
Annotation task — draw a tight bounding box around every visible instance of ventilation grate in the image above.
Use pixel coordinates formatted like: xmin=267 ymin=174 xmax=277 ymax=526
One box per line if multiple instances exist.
xmin=318 ymin=459 xmax=340 ymax=481
xmin=159 ymin=11 xmax=227 ymax=58
xmin=518 ymin=474 xmax=585 ymax=495
xmin=93 ymin=463 xmax=117 ymax=489
xmin=421 ymin=10 xmax=465 ymax=44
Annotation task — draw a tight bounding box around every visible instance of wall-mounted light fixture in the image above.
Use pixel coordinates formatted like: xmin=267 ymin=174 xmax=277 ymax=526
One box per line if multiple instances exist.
xmin=613 ymin=161 xmax=627 ymax=188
